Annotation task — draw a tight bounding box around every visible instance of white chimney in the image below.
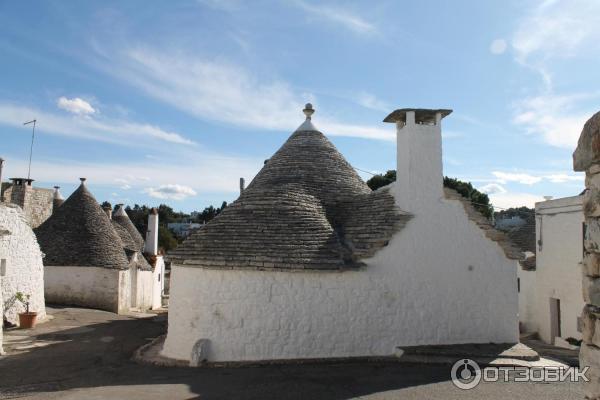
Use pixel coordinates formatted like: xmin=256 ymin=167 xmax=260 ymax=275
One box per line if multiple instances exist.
xmin=144 ymin=207 xmax=159 ymax=256
xmin=384 ymin=108 xmax=452 ymax=211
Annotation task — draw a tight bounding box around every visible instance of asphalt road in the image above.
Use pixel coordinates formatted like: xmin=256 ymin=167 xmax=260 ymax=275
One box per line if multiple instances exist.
xmin=0 ymin=307 xmax=584 ymax=400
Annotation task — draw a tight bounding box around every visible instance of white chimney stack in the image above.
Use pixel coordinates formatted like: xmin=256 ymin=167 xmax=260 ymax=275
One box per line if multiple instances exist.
xmin=384 ymin=108 xmax=452 ymax=211
xmin=145 ymin=207 xmax=159 ymax=256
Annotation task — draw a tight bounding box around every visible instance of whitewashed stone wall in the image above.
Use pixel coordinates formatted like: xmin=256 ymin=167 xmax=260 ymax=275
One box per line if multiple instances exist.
xmin=152 ymin=256 xmax=165 ymax=310
xmin=573 ymin=110 xmax=600 ymax=399
xmin=45 ymin=266 xmax=121 ymax=313
xmin=0 ymin=204 xmax=46 ymax=325
xmin=162 ymin=182 xmax=518 ymax=362
xmin=518 ymin=268 xmax=537 ymax=333
xmin=533 ymin=196 xmax=584 ymax=344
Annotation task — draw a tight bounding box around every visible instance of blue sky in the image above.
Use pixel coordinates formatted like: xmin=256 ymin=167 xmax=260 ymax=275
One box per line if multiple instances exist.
xmin=0 ymin=0 xmax=596 ymax=212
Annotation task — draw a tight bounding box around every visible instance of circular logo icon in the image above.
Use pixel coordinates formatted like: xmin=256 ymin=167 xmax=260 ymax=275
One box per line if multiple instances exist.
xmin=451 ymin=358 xmax=482 ymax=390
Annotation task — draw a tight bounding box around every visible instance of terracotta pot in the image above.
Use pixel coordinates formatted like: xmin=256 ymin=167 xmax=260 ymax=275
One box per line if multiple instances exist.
xmin=18 ymin=312 xmax=38 ymax=329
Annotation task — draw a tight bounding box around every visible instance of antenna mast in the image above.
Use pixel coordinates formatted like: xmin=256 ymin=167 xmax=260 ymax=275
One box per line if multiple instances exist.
xmin=23 ymin=119 xmax=36 ymax=180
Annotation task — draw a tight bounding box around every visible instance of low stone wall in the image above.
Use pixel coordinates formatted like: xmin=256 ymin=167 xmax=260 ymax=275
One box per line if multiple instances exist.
xmin=45 ymin=266 xmax=121 ymax=313
xmin=574 ymin=110 xmax=600 ymax=399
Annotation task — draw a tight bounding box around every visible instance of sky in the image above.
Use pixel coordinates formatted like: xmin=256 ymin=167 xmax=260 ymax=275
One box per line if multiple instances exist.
xmin=0 ymin=0 xmax=596 ymax=212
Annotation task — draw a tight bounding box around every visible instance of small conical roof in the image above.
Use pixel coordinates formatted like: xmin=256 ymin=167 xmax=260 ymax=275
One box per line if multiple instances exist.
xmin=170 ymin=105 xmax=410 ymax=270
xmin=112 ymin=205 xmax=144 ymax=251
xmin=35 ymin=182 xmax=129 ymax=269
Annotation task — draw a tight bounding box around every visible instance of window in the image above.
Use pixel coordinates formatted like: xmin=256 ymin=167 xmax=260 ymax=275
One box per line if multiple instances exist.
xmin=517 ymin=278 xmax=520 ymax=293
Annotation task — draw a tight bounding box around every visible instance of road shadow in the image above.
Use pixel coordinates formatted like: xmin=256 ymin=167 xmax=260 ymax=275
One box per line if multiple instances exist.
xmin=0 ymin=314 xmax=453 ymax=399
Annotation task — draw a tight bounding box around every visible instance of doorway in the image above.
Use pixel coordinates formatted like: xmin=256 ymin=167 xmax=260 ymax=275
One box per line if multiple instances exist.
xmin=549 ymin=298 xmax=561 ymax=344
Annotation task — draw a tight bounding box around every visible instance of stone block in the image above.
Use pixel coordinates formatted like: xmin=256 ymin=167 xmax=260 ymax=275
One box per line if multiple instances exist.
xmin=579 ymin=344 xmax=600 ymax=399
xmin=583 ymin=306 xmax=598 ymax=344
xmin=583 ymin=275 xmax=600 ymax=307
xmin=574 ymin=111 xmax=600 ymax=171
xmin=585 ymin=253 xmax=600 ymax=278
xmin=586 ymin=219 xmax=600 ymax=253
xmin=586 ymin=189 xmax=600 ymax=218
xmin=588 ymin=172 xmax=600 ymax=191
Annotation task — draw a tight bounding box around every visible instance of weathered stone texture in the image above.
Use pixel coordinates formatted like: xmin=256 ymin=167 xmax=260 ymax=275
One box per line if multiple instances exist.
xmin=574 ymin=111 xmax=600 ymax=172
xmin=580 ymin=344 xmax=600 ymax=399
xmin=585 ymin=253 xmax=600 ymax=278
xmin=576 ymin=110 xmax=600 ymax=400
xmin=586 ymin=188 xmax=600 ymax=218
xmin=0 ymin=204 xmax=46 ymax=325
xmin=586 ymin=219 xmax=600 ymax=254
xmin=1 ymin=182 xmax=53 ymax=228
xmin=583 ymin=275 xmax=600 ymax=308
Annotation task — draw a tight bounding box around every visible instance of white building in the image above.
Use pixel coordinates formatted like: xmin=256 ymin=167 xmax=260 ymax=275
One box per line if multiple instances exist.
xmin=35 ymin=179 xmax=165 ymax=314
xmin=167 ymin=221 xmax=203 ymax=238
xmin=161 ymin=105 xmax=522 ymax=363
xmin=0 ymin=203 xmax=46 ymax=327
xmin=519 ymin=195 xmax=585 ymax=345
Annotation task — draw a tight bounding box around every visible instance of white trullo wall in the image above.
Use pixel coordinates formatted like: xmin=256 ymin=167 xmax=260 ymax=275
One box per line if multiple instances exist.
xmin=0 ymin=204 xmax=46 ymax=325
xmin=162 ymin=110 xmax=518 ymax=362
xmin=518 ymin=268 xmax=537 ymax=333
xmin=534 ymin=196 xmax=584 ymax=343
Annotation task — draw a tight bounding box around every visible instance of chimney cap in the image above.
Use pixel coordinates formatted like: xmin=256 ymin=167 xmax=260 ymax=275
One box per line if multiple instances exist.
xmin=79 ymin=177 xmax=87 ymax=183
xmin=9 ymin=178 xmax=34 ymax=185
xmin=383 ymin=108 xmax=452 ymax=124
xmin=150 ymin=207 xmax=158 ymax=215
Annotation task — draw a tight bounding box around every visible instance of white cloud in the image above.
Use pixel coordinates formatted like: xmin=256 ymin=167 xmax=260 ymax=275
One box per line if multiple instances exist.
xmin=103 ymin=48 xmax=393 ymax=141
xmin=292 ymin=0 xmax=376 ymax=34
xmin=488 ymin=192 xmax=545 ymax=209
xmin=512 ymin=92 xmax=598 ymax=148
xmin=0 ymin=102 xmax=195 ymax=146
xmin=492 ymin=171 xmax=542 ymax=185
xmin=57 ymin=97 xmax=95 ymax=115
xmin=512 ymin=0 xmax=600 ymax=64
xmin=490 ymin=39 xmax=507 ymax=55
xmin=545 ymin=173 xmax=584 ymax=183
xmin=143 ymin=184 xmax=197 ymax=200
xmin=2 ymin=152 xmax=261 ymax=196
xmin=355 ymin=92 xmax=390 ymax=112
xmin=479 ymin=183 xmax=507 ymax=195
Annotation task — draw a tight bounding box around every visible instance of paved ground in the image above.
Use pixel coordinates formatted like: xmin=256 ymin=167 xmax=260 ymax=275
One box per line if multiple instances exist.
xmin=0 ymin=307 xmax=585 ymax=399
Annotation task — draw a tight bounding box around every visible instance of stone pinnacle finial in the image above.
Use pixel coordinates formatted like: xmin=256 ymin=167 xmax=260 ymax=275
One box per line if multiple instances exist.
xmin=79 ymin=177 xmax=86 ymax=184
xmin=303 ymin=103 xmax=314 ymax=120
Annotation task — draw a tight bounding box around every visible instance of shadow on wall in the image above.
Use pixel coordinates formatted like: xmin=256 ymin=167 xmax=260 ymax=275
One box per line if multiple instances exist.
xmin=0 ymin=307 xmax=453 ymax=400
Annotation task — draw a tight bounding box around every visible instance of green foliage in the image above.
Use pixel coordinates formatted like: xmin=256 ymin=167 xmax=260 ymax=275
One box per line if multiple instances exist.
xmin=494 ymin=206 xmax=534 ymax=221
xmin=158 ymin=224 xmax=178 ymax=252
xmin=14 ymin=291 xmax=31 ymax=313
xmin=366 ymin=171 xmax=494 ymax=220
xmin=195 ymin=201 xmax=228 ymax=224
xmin=366 ymin=170 xmax=396 ymax=191
xmin=443 ymin=177 xmax=493 ymax=219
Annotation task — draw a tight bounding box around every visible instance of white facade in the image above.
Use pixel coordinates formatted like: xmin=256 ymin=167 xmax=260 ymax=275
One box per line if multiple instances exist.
xmin=519 ymin=196 xmax=584 ymax=344
xmin=0 ymin=204 xmax=46 ymax=326
xmin=162 ymin=109 xmax=518 ymax=363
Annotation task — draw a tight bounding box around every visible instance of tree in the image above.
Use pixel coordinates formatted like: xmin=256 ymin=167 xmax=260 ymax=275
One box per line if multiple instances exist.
xmin=158 ymin=224 xmax=178 ymax=252
xmin=366 ymin=171 xmax=494 ymax=219
xmin=366 ymin=170 xmax=396 ymax=191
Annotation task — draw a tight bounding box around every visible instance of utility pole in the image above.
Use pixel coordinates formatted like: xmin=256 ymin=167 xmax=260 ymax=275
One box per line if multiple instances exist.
xmin=23 ymin=119 xmax=36 ymax=180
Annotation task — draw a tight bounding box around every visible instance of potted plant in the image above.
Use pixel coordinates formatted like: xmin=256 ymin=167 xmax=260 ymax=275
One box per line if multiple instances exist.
xmin=15 ymin=292 xmax=37 ymax=329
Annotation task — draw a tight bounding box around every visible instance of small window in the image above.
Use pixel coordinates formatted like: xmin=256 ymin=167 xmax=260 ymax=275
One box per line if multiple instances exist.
xmin=517 ymin=277 xmax=520 ymax=293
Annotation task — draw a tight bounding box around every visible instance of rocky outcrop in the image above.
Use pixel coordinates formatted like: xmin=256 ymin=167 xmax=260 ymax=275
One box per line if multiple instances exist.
xmin=574 ymin=110 xmax=600 ymax=399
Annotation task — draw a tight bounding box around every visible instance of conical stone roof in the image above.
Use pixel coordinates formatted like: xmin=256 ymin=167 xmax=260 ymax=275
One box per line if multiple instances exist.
xmin=35 ymin=181 xmax=129 ymax=269
xmin=170 ymin=104 xmax=411 ymax=270
xmin=112 ymin=205 xmax=145 ymax=251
